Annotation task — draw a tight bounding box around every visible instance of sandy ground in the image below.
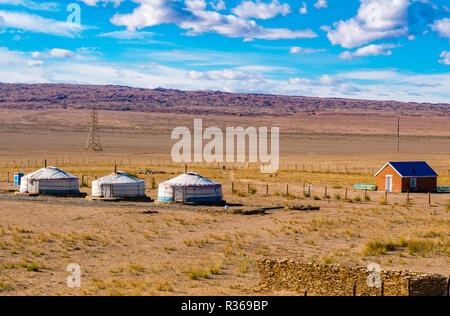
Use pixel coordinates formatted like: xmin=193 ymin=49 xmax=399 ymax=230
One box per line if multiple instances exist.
xmin=0 ymin=109 xmax=449 ymax=296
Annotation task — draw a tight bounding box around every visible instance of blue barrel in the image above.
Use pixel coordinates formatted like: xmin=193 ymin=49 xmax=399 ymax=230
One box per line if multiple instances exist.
xmin=14 ymin=172 xmax=24 ymax=186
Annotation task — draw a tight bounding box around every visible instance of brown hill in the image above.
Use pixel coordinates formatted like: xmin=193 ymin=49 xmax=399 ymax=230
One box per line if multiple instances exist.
xmin=0 ymin=82 xmax=448 ymax=117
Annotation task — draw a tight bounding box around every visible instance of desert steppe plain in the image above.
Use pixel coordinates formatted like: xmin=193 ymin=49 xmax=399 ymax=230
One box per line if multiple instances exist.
xmin=0 ymin=104 xmax=449 ymax=295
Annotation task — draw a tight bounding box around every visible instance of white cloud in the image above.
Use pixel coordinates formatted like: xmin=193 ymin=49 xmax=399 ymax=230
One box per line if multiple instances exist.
xmin=299 ymin=2 xmax=307 ymax=14
xmin=209 ymin=0 xmax=225 ymax=10
xmin=1 ymin=46 xmax=449 ymax=103
xmin=431 ymin=18 xmax=450 ymax=40
xmin=314 ymin=0 xmax=328 ymax=9
xmin=26 ymin=59 xmax=44 ymax=66
xmin=439 ymin=51 xmax=450 ymax=65
xmin=323 ymin=0 xmax=409 ymax=48
xmin=232 ymin=0 xmax=291 ymax=20
xmin=189 ymin=69 xmax=260 ymax=80
xmin=339 ymin=44 xmax=399 ymax=59
xmin=98 ymin=30 xmax=155 ymax=39
xmin=110 ymin=0 xmax=316 ymax=41
xmin=0 ymin=0 xmax=59 ymax=11
xmin=78 ymin=0 xmax=124 ymax=6
xmin=110 ymin=0 xmax=180 ymax=30
xmin=0 ymin=10 xmax=82 ymax=37
xmin=50 ymin=48 xmax=75 ymax=58
xmin=290 ymin=46 xmax=325 ymax=54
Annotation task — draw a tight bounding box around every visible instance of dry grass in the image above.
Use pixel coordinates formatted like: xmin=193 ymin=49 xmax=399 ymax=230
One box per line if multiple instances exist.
xmin=0 ymin=110 xmax=449 ymax=295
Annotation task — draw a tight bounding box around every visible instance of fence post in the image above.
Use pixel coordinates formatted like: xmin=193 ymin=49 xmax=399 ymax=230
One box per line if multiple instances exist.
xmin=232 ymin=182 xmax=234 ymax=193
xmin=406 ymin=191 xmax=409 ymax=203
xmin=407 ymin=278 xmax=411 ymax=296
xmin=7 ymin=171 xmax=10 ymax=183
xmin=353 ymin=281 xmax=357 ymax=296
xmin=345 ymin=188 xmax=348 ymax=200
xmin=248 ymin=184 xmax=250 ymax=194
xmin=324 ymin=186 xmax=327 ymax=198
xmin=447 ymin=275 xmax=449 ymax=297
xmin=381 ymin=280 xmax=385 ymax=297
xmin=385 ymin=190 xmax=388 ymax=202
xmin=266 ymin=184 xmax=269 ymax=195
xmin=428 ymin=192 xmax=431 ymax=205
xmin=286 ymin=184 xmax=289 ymax=196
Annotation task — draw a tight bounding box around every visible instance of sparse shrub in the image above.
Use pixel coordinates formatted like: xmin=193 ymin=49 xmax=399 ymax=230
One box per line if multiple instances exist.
xmin=332 ymin=185 xmax=342 ymax=189
xmin=233 ymin=190 xmax=247 ymax=197
xmin=334 ymin=194 xmax=341 ymax=200
xmin=127 ymin=264 xmax=145 ymax=274
xmin=406 ymin=240 xmax=438 ymax=257
xmin=312 ymin=195 xmax=321 ymax=200
xmin=208 ymin=266 xmax=221 ymax=275
xmin=446 ymin=201 xmax=450 ymax=212
xmin=365 ymin=195 xmax=371 ymax=201
xmin=303 ymin=193 xmax=310 ymax=198
xmin=378 ymin=198 xmax=388 ymax=205
xmin=156 ymin=281 xmax=173 ymax=292
xmin=249 ymin=188 xmax=257 ymax=195
xmin=163 ymin=245 xmax=176 ymax=252
xmin=238 ymin=259 xmax=253 ymax=273
xmin=22 ymin=262 xmax=42 ymax=272
xmin=187 ymin=269 xmax=210 ymax=280
xmin=16 ymin=228 xmax=33 ymax=234
xmin=0 ymin=281 xmax=11 ymax=292
xmin=353 ymin=196 xmax=362 ymax=202
xmin=363 ymin=241 xmax=398 ymax=256
xmin=151 ymin=178 xmax=156 ymax=190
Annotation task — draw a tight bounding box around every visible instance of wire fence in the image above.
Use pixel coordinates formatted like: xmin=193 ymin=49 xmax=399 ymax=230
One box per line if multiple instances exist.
xmin=1 ymin=158 xmax=449 ymax=176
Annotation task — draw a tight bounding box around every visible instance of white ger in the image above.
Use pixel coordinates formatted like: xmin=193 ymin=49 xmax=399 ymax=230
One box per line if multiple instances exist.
xmin=92 ymin=171 xmax=146 ymax=199
xmin=20 ymin=166 xmax=80 ymax=195
xmin=158 ymin=172 xmax=223 ymax=204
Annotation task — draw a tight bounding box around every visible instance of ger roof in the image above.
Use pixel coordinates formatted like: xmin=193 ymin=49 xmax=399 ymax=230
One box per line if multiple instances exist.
xmin=23 ymin=167 xmax=78 ymax=180
xmin=375 ymin=161 xmax=438 ymax=177
xmin=93 ymin=171 xmax=144 ymax=184
xmin=160 ymin=172 xmax=221 ymax=187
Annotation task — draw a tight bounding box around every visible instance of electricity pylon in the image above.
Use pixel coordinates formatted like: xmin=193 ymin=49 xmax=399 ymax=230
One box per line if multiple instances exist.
xmin=85 ymin=105 xmax=103 ymax=151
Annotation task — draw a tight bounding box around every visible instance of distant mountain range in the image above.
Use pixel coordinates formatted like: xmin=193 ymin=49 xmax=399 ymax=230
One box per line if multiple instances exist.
xmin=0 ymin=83 xmax=448 ymax=117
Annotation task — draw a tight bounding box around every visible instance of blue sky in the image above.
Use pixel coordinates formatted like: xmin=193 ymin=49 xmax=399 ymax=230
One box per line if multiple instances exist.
xmin=0 ymin=0 xmax=449 ymax=103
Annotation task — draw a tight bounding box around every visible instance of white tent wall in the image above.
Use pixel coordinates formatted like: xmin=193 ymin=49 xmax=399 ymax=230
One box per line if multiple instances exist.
xmin=92 ymin=182 xmax=146 ymax=198
xmin=91 ymin=172 xmax=146 ymax=198
xmin=20 ymin=179 xmax=79 ymax=194
xmin=157 ymin=172 xmax=223 ymax=203
xmin=19 ymin=167 xmax=80 ymax=194
xmin=36 ymin=179 xmax=79 ymax=194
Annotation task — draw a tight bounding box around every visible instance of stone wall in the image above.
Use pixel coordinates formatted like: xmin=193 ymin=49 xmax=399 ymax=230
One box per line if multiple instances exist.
xmin=256 ymin=259 xmax=448 ymax=296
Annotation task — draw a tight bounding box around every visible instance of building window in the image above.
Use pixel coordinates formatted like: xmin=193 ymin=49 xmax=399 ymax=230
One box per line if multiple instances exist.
xmin=410 ymin=178 xmax=417 ymax=188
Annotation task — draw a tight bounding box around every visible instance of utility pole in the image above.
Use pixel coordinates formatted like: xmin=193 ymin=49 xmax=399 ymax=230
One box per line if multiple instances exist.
xmin=396 ymin=116 xmax=400 ymax=151
xmin=85 ymin=105 xmax=103 ymax=152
